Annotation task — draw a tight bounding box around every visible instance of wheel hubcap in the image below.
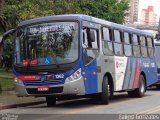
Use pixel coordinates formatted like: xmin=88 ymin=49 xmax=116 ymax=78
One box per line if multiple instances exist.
xmin=140 ymin=80 xmax=145 ymax=93
xmin=108 ymin=85 xmax=110 ymax=97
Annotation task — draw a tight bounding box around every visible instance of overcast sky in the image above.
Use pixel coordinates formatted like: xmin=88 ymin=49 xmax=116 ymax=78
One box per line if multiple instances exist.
xmin=138 ymin=0 xmax=160 ymax=23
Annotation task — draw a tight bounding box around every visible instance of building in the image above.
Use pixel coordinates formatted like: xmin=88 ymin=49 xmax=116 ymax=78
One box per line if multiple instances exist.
xmin=124 ymin=0 xmax=139 ymax=24
xmin=140 ymin=6 xmax=157 ymax=25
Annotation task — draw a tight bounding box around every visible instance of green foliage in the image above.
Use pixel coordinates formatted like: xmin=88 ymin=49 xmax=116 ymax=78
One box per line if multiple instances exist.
xmin=0 ymin=0 xmax=129 ymax=69
xmin=80 ymin=0 xmax=129 ymax=24
xmin=0 ymin=69 xmax=12 ymax=75
xmin=0 ymin=0 xmax=129 ymax=32
xmin=0 ymin=78 xmax=14 ymax=90
xmin=1 ymin=35 xmax=13 ymax=70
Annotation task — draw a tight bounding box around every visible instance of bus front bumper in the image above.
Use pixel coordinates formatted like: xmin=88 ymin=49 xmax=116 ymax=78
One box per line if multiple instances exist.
xmin=14 ymin=77 xmax=85 ymax=97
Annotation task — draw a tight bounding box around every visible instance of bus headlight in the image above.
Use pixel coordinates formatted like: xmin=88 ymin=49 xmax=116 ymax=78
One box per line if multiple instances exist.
xmin=66 ymin=68 xmax=81 ymax=82
xmin=14 ymin=77 xmax=23 ymax=85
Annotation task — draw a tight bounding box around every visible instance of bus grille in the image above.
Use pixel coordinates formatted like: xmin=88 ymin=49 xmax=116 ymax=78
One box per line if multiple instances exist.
xmin=23 ymin=79 xmax=64 ymax=86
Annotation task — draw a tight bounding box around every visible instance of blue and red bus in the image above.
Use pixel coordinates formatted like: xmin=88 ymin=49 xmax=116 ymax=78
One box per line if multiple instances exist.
xmin=1 ymin=15 xmax=158 ymax=106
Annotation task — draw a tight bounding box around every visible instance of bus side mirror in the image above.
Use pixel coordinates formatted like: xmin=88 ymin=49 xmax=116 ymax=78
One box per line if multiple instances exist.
xmin=88 ymin=31 xmax=95 ymax=42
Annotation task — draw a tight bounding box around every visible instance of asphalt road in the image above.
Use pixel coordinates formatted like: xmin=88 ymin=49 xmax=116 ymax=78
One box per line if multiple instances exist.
xmin=0 ymin=88 xmax=160 ymax=120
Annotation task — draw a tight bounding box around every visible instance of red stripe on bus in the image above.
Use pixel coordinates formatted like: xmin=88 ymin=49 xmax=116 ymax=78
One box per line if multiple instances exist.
xmin=134 ymin=60 xmax=140 ymax=88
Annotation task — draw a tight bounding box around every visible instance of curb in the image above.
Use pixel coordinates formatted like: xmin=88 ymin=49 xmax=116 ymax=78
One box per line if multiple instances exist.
xmin=0 ymin=101 xmax=46 ymax=110
xmin=0 ymin=75 xmax=13 ymax=79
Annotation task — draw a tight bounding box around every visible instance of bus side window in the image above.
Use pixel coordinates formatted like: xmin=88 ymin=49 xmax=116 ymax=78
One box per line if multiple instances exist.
xmin=102 ymin=27 xmax=114 ymax=55
xmin=140 ymin=36 xmax=148 ymax=57
xmin=82 ymin=28 xmax=99 ymax=65
xmin=147 ymin=37 xmax=154 ymax=58
xmin=132 ymin=34 xmax=141 ymax=57
xmin=124 ymin=32 xmax=132 ymax=56
xmin=113 ymin=29 xmax=123 ymax=56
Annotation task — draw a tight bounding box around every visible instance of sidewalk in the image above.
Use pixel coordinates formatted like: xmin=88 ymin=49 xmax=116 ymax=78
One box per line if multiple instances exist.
xmin=0 ymin=74 xmax=13 ymax=79
xmin=0 ymin=91 xmax=46 ymax=110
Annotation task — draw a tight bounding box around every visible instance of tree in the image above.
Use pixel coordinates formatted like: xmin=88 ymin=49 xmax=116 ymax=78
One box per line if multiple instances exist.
xmin=80 ymin=0 xmax=129 ymax=24
xmin=2 ymin=36 xmax=13 ymax=70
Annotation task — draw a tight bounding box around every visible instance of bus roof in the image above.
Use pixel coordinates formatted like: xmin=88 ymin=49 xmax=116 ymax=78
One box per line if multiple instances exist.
xmin=18 ymin=14 xmax=153 ymax=37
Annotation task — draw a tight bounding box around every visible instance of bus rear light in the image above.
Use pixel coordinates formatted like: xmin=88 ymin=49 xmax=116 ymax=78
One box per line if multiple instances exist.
xmin=84 ymin=78 xmax=87 ymax=80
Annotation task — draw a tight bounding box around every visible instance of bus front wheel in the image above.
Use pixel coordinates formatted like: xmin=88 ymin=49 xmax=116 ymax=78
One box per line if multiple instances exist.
xmin=100 ymin=76 xmax=109 ymax=104
xmin=46 ymin=96 xmax=56 ymax=107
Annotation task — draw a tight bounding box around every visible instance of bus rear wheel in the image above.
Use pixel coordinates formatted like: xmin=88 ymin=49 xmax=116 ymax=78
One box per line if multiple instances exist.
xmin=128 ymin=75 xmax=146 ymax=97
xmin=46 ymin=96 xmax=56 ymax=107
xmin=156 ymin=85 xmax=160 ymax=90
xmin=100 ymin=76 xmax=109 ymax=104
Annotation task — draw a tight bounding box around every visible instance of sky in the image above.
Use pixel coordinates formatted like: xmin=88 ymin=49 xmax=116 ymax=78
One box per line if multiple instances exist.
xmin=138 ymin=0 xmax=160 ymax=23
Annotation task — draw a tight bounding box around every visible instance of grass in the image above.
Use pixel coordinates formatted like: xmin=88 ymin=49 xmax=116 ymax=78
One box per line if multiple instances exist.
xmin=0 ymin=69 xmax=13 ymax=76
xmin=0 ymin=78 xmax=14 ymax=90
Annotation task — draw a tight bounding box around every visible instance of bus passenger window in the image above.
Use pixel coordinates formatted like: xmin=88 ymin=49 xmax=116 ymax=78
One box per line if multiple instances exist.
xmin=113 ymin=29 xmax=123 ymax=56
xmin=124 ymin=32 xmax=130 ymax=44
xmin=133 ymin=34 xmax=140 ymax=57
xmin=147 ymin=37 xmax=154 ymax=58
xmin=140 ymin=36 xmax=147 ymax=57
xmin=124 ymin=32 xmax=132 ymax=56
xmin=103 ymin=28 xmax=111 ymax=41
xmin=102 ymin=27 xmax=114 ymax=55
xmin=114 ymin=30 xmax=121 ymax=42
xmin=133 ymin=34 xmax=139 ymax=45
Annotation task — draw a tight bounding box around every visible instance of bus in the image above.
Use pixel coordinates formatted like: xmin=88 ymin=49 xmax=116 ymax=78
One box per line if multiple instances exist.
xmin=1 ymin=14 xmax=158 ymax=106
xmin=154 ymin=40 xmax=160 ymax=88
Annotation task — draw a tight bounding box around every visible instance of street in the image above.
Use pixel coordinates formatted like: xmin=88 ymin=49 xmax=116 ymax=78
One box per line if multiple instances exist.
xmin=0 ymin=88 xmax=160 ymax=120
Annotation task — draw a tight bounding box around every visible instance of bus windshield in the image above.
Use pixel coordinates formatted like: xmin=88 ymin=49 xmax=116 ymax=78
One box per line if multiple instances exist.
xmin=15 ymin=22 xmax=79 ymax=66
xmin=155 ymin=45 xmax=160 ymax=68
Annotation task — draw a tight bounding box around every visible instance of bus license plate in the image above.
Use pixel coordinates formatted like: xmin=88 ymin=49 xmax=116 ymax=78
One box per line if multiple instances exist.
xmin=37 ymin=87 xmax=49 ymax=92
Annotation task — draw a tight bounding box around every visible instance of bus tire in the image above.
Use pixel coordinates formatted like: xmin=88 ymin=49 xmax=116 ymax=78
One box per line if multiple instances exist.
xmin=100 ymin=76 xmax=109 ymax=104
xmin=127 ymin=91 xmax=135 ymax=97
xmin=46 ymin=96 xmax=56 ymax=107
xmin=128 ymin=75 xmax=146 ymax=97
xmin=156 ymin=85 xmax=160 ymax=90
